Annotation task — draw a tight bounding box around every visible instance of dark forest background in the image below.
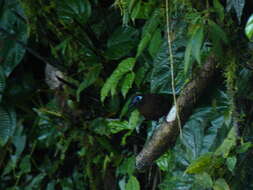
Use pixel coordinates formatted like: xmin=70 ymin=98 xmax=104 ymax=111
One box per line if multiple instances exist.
xmin=1 ymin=0 xmax=253 ymax=189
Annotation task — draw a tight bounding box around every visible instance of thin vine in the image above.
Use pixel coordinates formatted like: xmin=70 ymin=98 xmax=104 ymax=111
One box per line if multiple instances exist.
xmin=165 ymin=0 xmax=182 ymax=137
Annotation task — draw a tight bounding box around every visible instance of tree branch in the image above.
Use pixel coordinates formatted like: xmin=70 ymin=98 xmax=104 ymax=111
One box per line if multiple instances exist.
xmin=136 ymin=55 xmax=217 ymax=171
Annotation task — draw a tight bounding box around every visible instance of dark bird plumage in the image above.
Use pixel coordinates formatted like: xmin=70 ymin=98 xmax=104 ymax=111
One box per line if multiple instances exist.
xmin=130 ymin=94 xmax=171 ymax=120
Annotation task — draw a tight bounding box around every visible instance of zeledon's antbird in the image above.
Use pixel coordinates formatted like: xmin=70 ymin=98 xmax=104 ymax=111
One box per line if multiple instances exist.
xmin=129 ymin=94 xmax=172 ymax=120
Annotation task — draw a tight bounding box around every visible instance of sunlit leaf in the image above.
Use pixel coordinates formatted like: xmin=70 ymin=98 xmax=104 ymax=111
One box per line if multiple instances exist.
xmin=121 ymin=72 xmax=135 ymax=98
xmin=107 ymin=119 xmax=131 ymax=134
xmin=245 ymin=14 xmax=253 ymax=41
xmin=184 ymin=25 xmax=204 ymax=73
xmin=136 ymin=9 xmax=161 ymax=57
xmin=134 ymin=66 xmax=149 ymax=87
xmin=215 ymin=127 xmax=237 ymax=157
xmin=148 ymin=28 xmax=162 ymax=57
xmin=185 ymin=153 xmax=213 ymax=174
xmin=126 ymin=175 xmax=140 ymax=190
xmin=101 ymin=57 xmax=136 ymax=102
xmin=128 ymin=109 xmax=140 ymax=130
xmin=226 ymin=156 xmax=236 ymax=173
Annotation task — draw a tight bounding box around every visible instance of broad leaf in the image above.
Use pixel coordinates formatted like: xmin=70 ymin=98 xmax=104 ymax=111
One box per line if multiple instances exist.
xmin=0 ymin=0 xmax=28 ymax=76
xmin=213 ymin=178 xmax=230 ymax=190
xmin=126 ymin=175 xmax=140 ymax=190
xmin=184 ymin=25 xmax=204 ymax=73
xmin=121 ymin=72 xmax=135 ymax=98
xmin=101 ymin=57 xmax=136 ymax=102
xmin=136 ymin=9 xmax=161 ymax=57
xmin=245 ymin=14 xmax=253 ymax=41
xmin=57 ymin=0 xmax=91 ymax=24
xmin=105 ymin=26 xmax=138 ymax=60
xmin=0 ymin=106 xmax=16 ymax=146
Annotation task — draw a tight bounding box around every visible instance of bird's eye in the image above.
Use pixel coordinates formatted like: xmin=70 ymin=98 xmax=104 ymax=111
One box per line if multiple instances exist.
xmin=132 ymin=95 xmax=143 ymax=105
xmin=136 ymin=96 xmax=143 ymax=101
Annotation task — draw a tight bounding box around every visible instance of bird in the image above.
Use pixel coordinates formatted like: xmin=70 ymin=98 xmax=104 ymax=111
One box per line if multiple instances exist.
xmin=129 ymin=94 xmax=172 ymax=120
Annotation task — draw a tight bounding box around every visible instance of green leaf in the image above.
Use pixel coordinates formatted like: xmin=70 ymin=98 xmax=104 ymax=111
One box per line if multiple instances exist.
xmin=215 ymin=127 xmax=237 ymax=157
xmin=156 ymin=152 xmax=172 ymax=171
xmin=213 ymin=0 xmax=225 ymax=21
xmin=226 ymin=156 xmax=236 ymax=173
xmin=100 ymin=57 xmax=136 ymax=102
xmin=0 ymin=106 xmax=16 ymax=146
xmin=245 ymin=14 xmax=253 ymax=41
xmin=191 ymin=26 xmax=204 ymax=64
xmin=76 ymin=64 xmax=102 ymax=101
xmin=185 ymin=153 xmax=213 ymax=174
xmin=121 ymin=72 xmax=135 ymax=98
xmin=107 ymin=119 xmax=131 ymax=134
xmin=128 ymin=109 xmax=140 ymax=130
xmin=195 ymin=172 xmax=213 ymax=188
xmin=19 ymin=155 xmax=31 ymax=174
xmin=184 ymin=25 xmax=204 ymax=73
xmin=136 ymin=32 xmax=152 ymax=57
xmin=184 ymin=39 xmax=193 ymax=74
xmin=27 ymin=174 xmax=46 ymax=188
xmin=135 ymin=66 xmax=148 ymax=87
xmin=208 ymin=20 xmax=228 ymax=57
xmin=126 ymin=176 xmax=140 ymax=190
xmin=237 ymin=142 xmax=252 ymax=153
xmin=130 ymin=1 xmax=154 ymax=20
xmin=0 ymin=1 xmax=28 ymax=76
xmin=151 ymin=41 xmax=186 ymax=94
xmin=117 ymin=157 xmax=136 ymax=175
xmin=213 ymin=178 xmax=230 ymax=190
xmin=148 ymin=28 xmax=162 ymax=57
xmin=105 ymin=26 xmax=138 ymax=60
xmin=136 ymin=9 xmax=161 ymax=57
xmin=57 ymin=0 xmax=91 ymax=24
xmin=208 ymin=20 xmax=228 ymax=44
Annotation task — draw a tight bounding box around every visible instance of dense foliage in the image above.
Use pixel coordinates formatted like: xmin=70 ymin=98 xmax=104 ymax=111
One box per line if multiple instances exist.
xmin=1 ymin=0 xmax=253 ymax=189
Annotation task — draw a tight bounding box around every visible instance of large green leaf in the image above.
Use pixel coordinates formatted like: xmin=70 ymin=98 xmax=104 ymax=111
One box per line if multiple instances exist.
xmin=160 ymin=91 xmax=230 ymax=189
xmin=245 ymin=14 xmax=253 ymax=41
xmin=0 ymin=0 xmax=28 ymax=76
xmin=57 ymin=0 xmax=91 ymax=24
xmin=184 ymin=25 xmax=204 ymax=73
xmin=126 ymin=175 xmax=140 ymax=190
xmin=105 ymin=26 xmax=139 ymax=60
xmin=150 ymin=41 xmax=186 ymax=94
xmin=136 ymin=9 xmax=161 ymax=57
xmin=100 ymin=57 xmax=136 ymax=102
xmin=0 ymin=106 xmax=16 ymax=146
xmin=213 ymin=178 xmax=230 ymax=190
xmin=121 ymin=72 xmax=135 ymax=98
